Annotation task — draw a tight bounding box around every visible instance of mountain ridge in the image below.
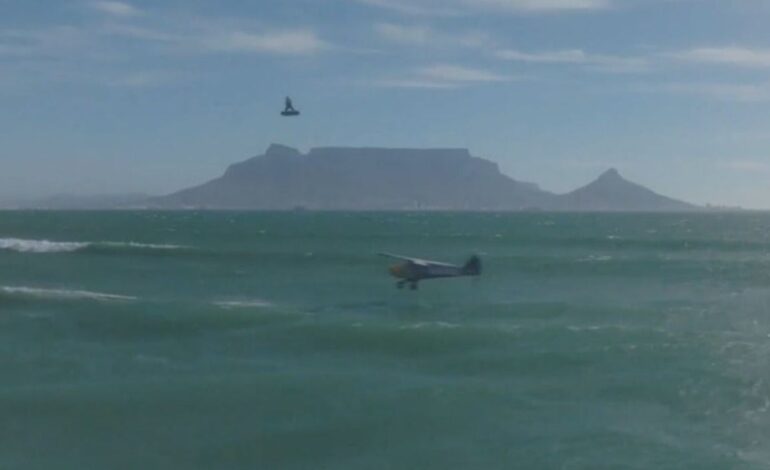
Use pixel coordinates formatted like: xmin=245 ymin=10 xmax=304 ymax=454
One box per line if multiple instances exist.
xmin=555 ymin=167 xmax=696 ymax=211
xmin=151 ymin=144 xmax=556 ymax=210
xmin=147 ymin=144 xmax=699 ymax=211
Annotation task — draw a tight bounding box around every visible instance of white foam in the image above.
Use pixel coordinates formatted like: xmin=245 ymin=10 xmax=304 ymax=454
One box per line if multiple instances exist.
xmin=0 ymin=238 xmax=188 ymax=253
xmin=0 ymin=286 xmax=136 ymax=301
xmin=400 ymin=321 xmax=461 ymax=330
xmin=578 ymin=254 xmax=613 ymax=262
xmin=213 ymin=299 xmax=273 ymax=309
xmin=0 ymin=238 xmax=89 ymax=253
xmin=99 ymin=241 xmax=186 ymax=250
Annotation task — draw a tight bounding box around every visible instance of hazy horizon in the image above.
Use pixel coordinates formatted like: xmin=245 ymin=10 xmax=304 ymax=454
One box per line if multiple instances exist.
xmin=0 ymin=142 xmax=728 ymax=208
xmin=3 ymin=1 xmax=770 ymax=207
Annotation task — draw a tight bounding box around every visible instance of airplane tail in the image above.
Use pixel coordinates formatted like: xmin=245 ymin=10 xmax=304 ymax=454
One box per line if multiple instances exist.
xmin=461 ymin=255 xmax=482 ymax=276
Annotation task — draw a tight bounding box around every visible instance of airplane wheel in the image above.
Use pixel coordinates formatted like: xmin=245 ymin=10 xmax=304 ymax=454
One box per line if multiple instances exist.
xmin=410 ymin=282 xmax=418 ymax=290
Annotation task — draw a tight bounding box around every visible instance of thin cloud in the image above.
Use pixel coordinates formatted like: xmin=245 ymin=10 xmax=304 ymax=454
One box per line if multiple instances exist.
xmin=668 ymin=47 xmax=770 ymax=68
xmin=418 ymin=64 xmax=507 ymax=82
xmin=640 ymin=82 xmax=770 ymax=103
xmin=377 ymin=63 xmax=510 ymax=88
xmin=90 ymin=1 xmax=142 ymax=17
xmin=202 ymin=30 xmax=329 ymax=55
xmin=376 ymin=79 xmax=461 ymax=88
xmin=0 ymin=15 xmax=333 ymax=95
xmin=496 ymin=48 xmax=648 ymax=72
xmin=466 ymin=0 xmax=610 ymax=12
xmin=99 ymin=20 xmax=332 ymax=56
xmin=354 ymin=0 xmax=460 ymax=16
xmin=354 ymin=0 xmax=611 ymax=15
xmin=374 ymin=23 xmax=489 ymax=48
xmin=375 ymin=24 xmax=647 ymax=74
xmin=496 ymin=48 xmax=588 ymax=63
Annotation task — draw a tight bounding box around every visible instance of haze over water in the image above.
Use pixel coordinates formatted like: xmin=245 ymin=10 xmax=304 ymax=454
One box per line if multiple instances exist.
xmin=2 ymin=211 xmax=770 ymax=468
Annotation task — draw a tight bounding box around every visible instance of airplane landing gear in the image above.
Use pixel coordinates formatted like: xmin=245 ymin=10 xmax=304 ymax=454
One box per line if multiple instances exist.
xmin=396 ymin=281 xmax=406 ymax=289
xmin=410 ymin=282 xmax=418 ymax=290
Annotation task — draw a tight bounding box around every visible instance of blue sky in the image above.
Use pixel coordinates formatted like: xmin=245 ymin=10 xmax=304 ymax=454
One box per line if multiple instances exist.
xmin=2 ymin=0 xmax=770 ymax=207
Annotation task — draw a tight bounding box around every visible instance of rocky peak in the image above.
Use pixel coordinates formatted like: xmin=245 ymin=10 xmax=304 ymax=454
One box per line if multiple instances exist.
xmin=265 ymin=143 xmax=302 ymax=157
xmin=596 ymin=168 xmax=623 ymax=182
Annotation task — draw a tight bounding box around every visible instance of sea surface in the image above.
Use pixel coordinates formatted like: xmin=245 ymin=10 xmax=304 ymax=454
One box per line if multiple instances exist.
xmin=2 ymin=211 xmax=770 ymax=469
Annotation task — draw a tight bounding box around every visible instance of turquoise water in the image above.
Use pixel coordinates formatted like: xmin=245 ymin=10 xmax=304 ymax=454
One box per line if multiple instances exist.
xmin=2 ymin=211 xmax=770 ymax=469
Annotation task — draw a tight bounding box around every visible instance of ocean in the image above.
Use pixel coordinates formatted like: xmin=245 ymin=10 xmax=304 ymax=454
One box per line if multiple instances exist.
xmin=1 ymin=211 xmax=770 ymax=469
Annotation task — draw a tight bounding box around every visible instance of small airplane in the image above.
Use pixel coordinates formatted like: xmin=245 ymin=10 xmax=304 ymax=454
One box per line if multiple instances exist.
xmin=281 ymin=96 xmax=300 ymax=116
xmin=379 ymin=253 xmax=482 ymax=290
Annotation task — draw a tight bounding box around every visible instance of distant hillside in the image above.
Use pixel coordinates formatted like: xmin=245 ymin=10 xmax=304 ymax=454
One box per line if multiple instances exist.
xmin=145 ymin=144 xmax=700 ymax=211
xmin=150 ymin=144 xmax=557 ymax=210
xmin=555 ymin=168 xmax=696 ymax=211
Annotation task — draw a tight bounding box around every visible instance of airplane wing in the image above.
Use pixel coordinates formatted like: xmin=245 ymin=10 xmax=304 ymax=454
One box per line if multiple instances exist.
xmin=377 ymin=252 xmax=457 ymax=268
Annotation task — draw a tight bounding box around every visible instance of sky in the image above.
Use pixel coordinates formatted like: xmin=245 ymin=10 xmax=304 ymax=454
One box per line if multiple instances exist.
xmin=2 ymin=0 xmax=770 ymax=207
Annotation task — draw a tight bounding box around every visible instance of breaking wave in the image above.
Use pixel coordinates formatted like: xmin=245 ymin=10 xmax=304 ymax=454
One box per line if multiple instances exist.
xmin=99 ymin=242 xmax=186 ymax=250
xmin=213 ymin=299 xmax=274 ymax=309
xmin=0 ymin=285 xmax=137 ymax=302
xmin=0 ymin=238 xmax=88 ymax=253
xmin=0 ymin=238 xmax=187 ymax=254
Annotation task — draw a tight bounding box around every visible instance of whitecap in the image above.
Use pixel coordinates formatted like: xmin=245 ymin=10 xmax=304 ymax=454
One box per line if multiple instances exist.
xmin=0 ymin=238 xmax=187 ymax=253
xmin=213 ymin=299 xmax=273 ymax=309
xmin=577 ymin=254 xmax=613 ymax=262
xmin=98 ymin=241 xmax=187 ymax=250
xmin=0 ymin=238 xmax=89 ymax=253
xmin=400 ymin=321 xmax=461 ymax=330
xmin=0 ymin=285 xmax=136 ymax=301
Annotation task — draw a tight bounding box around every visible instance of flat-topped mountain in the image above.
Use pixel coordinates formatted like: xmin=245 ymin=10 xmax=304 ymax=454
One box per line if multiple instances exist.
xmin=556 ymin=168 xmax=696 ymax=211
xmin=151 ymin=144 xmax=556 ymax=210
xmin=149 ymin=144 xmax=698 ymax=211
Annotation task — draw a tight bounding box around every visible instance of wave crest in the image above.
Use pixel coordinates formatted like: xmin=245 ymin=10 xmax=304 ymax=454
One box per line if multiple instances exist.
xmin=98 ymin=242 xmax=186 ymax=250
xmin=0 ymin=286 xmax=136 ymax=301
xmin=0 ymin=238 xmax=187 ymax=254
xmin=0 ymin=238 xmax=88 ymax=253
xmin=213 ymin=300 xmax=273 ymax=309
